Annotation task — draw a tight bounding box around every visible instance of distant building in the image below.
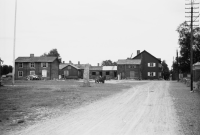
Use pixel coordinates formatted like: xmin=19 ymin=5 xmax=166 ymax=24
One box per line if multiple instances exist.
xmin=59 ymin=61 xmax=85 ymax=79
xmin=132 ymin=50 xmax=162 ymax=80
xmin=117 ymin=59 xmax=141 ymax=79
xmin=15 ymin=54 xmax=60 ymax=80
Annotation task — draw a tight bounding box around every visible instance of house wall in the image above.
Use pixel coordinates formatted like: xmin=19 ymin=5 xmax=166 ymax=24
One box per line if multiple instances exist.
xmin=15 ymin=61 xmax=59 ymax=80
xmin=134 ymin=52 xmax=162 ymax=80
xmin=102 ymin=71 xmax=117 ymax=80
xmin=90 ymin=70 xmax=102 ymax=79
xmin=60 ymin=65 xmax=79 ymax=79
xmin=117 ymin=64 xmax=140 ymax=79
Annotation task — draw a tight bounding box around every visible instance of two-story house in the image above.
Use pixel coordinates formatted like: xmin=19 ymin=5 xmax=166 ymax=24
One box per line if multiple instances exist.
xmin=132 ymin=50 xmax=162 ymax=80
xmin=15 ymin=54 xmax=60 ymax=80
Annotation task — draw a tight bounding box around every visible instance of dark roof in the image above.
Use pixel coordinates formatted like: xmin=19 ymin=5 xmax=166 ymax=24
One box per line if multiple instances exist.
xmin=59 ymin=63 xmax=81 ymax=70
xmin=117 ymin=59 xmax=141 ymax=65
xmin=15 ymin=56 xmax=57 ymax=63
xmin=132 ymin=50 xmax=161 ymax=62
xmin=74 ymin=64 xmax=86 ymax=69
xmin=89 ymin=66 xmax=102 ymax=71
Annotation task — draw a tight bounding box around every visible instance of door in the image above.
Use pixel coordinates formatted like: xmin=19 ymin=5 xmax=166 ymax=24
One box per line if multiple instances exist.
xmin=130 ymin=71 xmax=135 ymax=79
xmin=64 ymin=70 xmax=69 ymax=76
xmin=42 ymin=70 xmax=47 ymax=77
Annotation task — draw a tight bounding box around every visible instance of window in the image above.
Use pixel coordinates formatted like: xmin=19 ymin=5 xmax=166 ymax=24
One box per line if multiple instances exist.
xmin=148 ymin=63 xmax=156 ymax=67
xmin=106 ymin=71 xmax=110 ymax=75
xmin=92 ymin=72 xmax=96 ymax=75
xmin=148 ymin=72 xmax=156 ymax=77
xmin=19 ymin=63 xmax=23 ymax=68
xmin=41 ymin=63 xmax=48 ymax=68
xmin=30 ymin=63 xmax=35 ymax=68
xmin=18 ymin=71 xmax=23 ymax=77
xmin=30 ymin=71 xmax=35 ymax=75
xmin=67 ymin=66 xmax=71 ymax=69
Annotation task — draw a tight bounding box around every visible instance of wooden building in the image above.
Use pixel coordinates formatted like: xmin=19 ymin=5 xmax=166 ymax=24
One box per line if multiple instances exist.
xmin=89 ymin=66 xmax=103 ymax=79
xmin=59 ymin=61 xmax=85 ymax=79
xmin=15 ymin=54 xmax=60 ymax=80
xmin=117 ymin=59 xmax=141 ymax=79
xmin=102 ymin=66 xmax=117 ymax=80
xmin=132 ymin=50 xmax=162 ymax=80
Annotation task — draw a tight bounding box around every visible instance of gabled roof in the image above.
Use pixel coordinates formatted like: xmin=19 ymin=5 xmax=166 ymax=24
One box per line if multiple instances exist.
xmin=89 ymin=66 xmax=102 ymax=71
xmin=15 ymin=56 xmax=57 ymax=63
xmin=132 ymin=50 xmax=161 ymax=62
xmin=117 ymin=59 xmax=141 ymax=65
xmin=102 ymin=66 xmax=117 ymax=71
xmin=74 ymin=64 xmax=86 ymax=69
xmin=59 ymin=63 xmax=80 ymax=70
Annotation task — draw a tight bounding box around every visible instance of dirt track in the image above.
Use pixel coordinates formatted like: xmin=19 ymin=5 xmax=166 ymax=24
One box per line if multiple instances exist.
xmin=9 ymin=81 xmax=183 ymax=135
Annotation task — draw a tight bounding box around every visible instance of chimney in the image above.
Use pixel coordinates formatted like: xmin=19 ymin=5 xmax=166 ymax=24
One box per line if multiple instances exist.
xmin=30 ymin=54 xmax=34 ymax=57
xmin=69 ymin=60 xmax=72 ymax=64
xmin=137 ymin=50 xmax=140 ymax=55
xmin=63 ymin=61 xmax=65 ymax=63
xmin=97 ymin=63 xmax=99 ymax=66
xmin=78 ymin=61 xmax=80 ymax=65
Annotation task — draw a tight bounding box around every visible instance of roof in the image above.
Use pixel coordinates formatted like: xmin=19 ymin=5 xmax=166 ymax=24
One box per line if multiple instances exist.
xmin=117 ymin=59 xmax=141 ymax=65
xmin=89 ymin=66 xmax=102 ymax=71
xmin=15 ymin=56 xmax=57 ymax=63
xmin=132 ymin=50 xmax=161 ymax=62
xmin=102 ymin=66 xmax=117 ymax=71
xmin=74 ymin=64 xmax=86 ymax=69
xmin=193 ymin=62 xmax=200 ymax=66
xmin=59 ymin=63 xmax=80 ymax=70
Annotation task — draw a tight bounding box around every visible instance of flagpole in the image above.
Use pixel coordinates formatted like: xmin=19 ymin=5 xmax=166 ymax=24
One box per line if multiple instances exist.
xmin=13 ymin=0 xmax=17 ymax=85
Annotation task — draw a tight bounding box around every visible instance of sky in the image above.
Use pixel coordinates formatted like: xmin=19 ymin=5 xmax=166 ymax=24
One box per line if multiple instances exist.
xmin=0 ymin=0 xmax=199 ymax=69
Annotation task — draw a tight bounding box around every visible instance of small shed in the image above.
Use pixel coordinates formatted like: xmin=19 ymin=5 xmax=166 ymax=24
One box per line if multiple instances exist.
xmin=102 ymin=66 xmax=117 ymax=80
xmin=59 ymin=64 xmax=80 ymax=79
xmin=193 ymin=62 xmax=200 ymax=81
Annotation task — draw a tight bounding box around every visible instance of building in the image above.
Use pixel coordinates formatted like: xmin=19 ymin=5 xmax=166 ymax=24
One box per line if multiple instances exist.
xmin=59 ymin=61 xmax=85 ymax=79
xmin=102 ymin=66 xmax=117 ymax=80
xmin=132 ymin=50 xmax=162 ymax=80
xmin=117 ymin=59 xmax=141 ymax=79
xmin=89 ymin=66 xmax=103 ymax=79
xmin=15 ymin=54 xmax=60 ymax=80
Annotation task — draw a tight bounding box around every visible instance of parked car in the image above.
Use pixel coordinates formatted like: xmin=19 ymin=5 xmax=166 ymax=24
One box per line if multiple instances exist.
xmin=27 ymin=75 xmax=40 ymax=80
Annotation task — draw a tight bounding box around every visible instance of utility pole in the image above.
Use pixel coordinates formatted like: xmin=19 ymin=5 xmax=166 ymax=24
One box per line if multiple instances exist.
xmin=177 ymin=50 xmax=179 ymax=82
xmin=13 ymin=0 xmax=18 ymax=85
xmin=185 ymin=0 xmax=199 ymax=92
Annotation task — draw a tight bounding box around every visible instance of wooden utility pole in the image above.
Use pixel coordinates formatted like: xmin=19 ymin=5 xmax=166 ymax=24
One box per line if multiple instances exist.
xmin=13 ymin=0 xmax=18 ymax=85
xmin=177 ymin=50 xmax=179 ymax=82
xmin=185 ymin=0 xmax=199 ymax=91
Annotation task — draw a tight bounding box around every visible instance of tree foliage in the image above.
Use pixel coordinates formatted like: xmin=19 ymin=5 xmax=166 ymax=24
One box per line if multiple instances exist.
xmin=0 ymin=65 xmax=12 ymax=75
xmin=161 ymin=60 xmax=170 ymax=80
xmin=176 ymin=22 xmax=200 ymax=73
xmin=41 ymin=49 xmax=60 ymax=58
xmin=101 ymin=60 xmax=117 ymax=66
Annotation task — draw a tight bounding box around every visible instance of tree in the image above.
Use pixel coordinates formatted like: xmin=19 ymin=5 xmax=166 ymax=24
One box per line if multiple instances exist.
xmin=8 ymin=65 xmax=12 ymax=73
xmin=176 ymin=22 xmax=200 ymax=73
xmin=41 ymin=49 xmax=60 ymax=58
xmin=161 ymin=60 xmax=170 ymax=80
xmin=101 ymin=60 xmax=117 ymax=66
xmin=2 ymin=65 xmax=9 ymax=75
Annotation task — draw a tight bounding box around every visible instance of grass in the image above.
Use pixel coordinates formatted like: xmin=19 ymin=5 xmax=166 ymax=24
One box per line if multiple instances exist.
xmin=0 ymin=80 xmax=147 ymax=134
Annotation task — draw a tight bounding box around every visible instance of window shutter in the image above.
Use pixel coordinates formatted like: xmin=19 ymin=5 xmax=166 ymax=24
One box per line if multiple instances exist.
xmin=46 ymin=63 xmax=48 ymax=67
xmin=29 ymin=63 xmax=31 ymax=68
xmin=154 ymin=63 xmax=156 ymax=67
xmin=147 ymin=72 xmax=150 ymax=76
xmin=148 ymin=63 xmax=150 ymax=67
xmin=41 ymin=63 xmax=43 ymax=67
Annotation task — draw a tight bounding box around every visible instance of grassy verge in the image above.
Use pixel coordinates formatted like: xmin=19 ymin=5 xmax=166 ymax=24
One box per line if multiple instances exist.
xmin=169 ymin=81 xmax=200 ymax=135
xmin=0 ymin=80 xmax=147 ymax=134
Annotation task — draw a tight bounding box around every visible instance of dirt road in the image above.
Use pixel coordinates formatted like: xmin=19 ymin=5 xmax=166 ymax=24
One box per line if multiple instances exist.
xmin=9 ymin=81 xmax=183 ymax=135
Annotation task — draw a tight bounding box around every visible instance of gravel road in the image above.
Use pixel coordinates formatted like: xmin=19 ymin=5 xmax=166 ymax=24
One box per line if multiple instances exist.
xmin=9 ymin=81 xmax=183 ymax=135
